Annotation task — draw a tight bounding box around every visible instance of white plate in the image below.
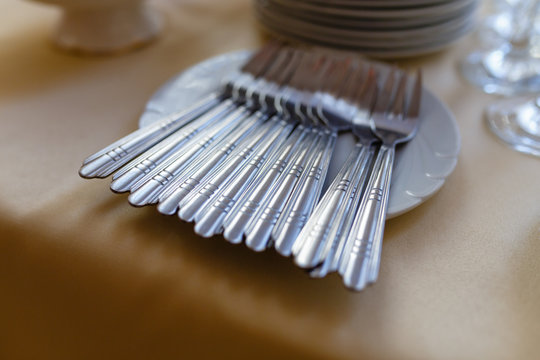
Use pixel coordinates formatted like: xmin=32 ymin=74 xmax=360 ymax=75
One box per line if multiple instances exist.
xmin=139 ymin=51 xmax=460 ymax=218
xmin=257 ymin=0 xmax=477 ymax=32
xmin=265 ymin=0 xmax=476 ymax=19
xmin=259 ymin=3 xmax=474 ymax=30
xmin=255 ymin=2 xmax=475 ymax=45
xmin=254 ymin=0 xmax=478 ymax=57
xmin=298 ymin=0 xmax=458 ymax=7
xmin=256 ymin=16 xmax=474 ymax=58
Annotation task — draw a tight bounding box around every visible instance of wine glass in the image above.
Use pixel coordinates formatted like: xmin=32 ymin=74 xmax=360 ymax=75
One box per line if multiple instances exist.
xmin=461 ymin=0 xmax=540 ymax=95
xmin=462 ymin=0 xmax=540 ymax=157
xmin=485 ymin=96 xmax=540 ymax=157
xmin=477 ymin=0 xmax=525 ymax=47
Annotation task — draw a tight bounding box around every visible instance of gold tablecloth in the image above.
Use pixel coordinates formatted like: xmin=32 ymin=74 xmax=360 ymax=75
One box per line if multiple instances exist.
xmin=1 ymin=1 xmax=539 ymax=359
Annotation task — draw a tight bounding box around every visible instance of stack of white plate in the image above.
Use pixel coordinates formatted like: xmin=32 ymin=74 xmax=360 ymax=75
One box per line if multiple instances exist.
xmin=254 ymin=0 xmax=479 ymax=58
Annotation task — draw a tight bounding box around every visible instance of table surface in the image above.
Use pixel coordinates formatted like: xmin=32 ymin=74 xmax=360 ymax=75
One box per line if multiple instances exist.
xmin=1 ymin=1 xmax=539 ymax=359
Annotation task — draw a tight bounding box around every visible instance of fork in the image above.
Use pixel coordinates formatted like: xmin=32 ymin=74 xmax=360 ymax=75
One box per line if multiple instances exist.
xmin=291 ymin=65 xmax=380 ymax=267
xmin=189 ymin=51 xmax=335 ymax=244
xmin=126 ymin=47 xmax=304 ymax=207
xmin=150 ymin=48 xmax=309 ymax=216
xmin=240 ymin=56 xmax=350 ymax=252
xmin=78 ymin=42 xmax=282 ymax=180
xmin=340 ymin=70 xmax=423 ymax=291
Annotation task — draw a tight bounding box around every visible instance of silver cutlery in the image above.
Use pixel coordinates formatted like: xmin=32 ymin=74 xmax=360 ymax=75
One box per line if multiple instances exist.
xmin=272 ymin=129 xmax=336 ymax=255
xmin=244 ymin=128 xmax=324 ymax=251
xmin=78 ymin=42 xmax=281 ymax=179
xmin=222 ymin=125 xmax=309 ymax=243
xmin=79 ymin=93 xmax=223 ymax=179
xmin=109 ymin=100 xmax=243 ymax=193
xmin=292 ymin=66 xmax=380 ymax=269
xmin=340 ymin=70 xmax=423 ymax=291
xmin=78 ymin=43 xmax=425 ymax=292
xmin=177 ymin=116 xmax=288 ymax=222
xmin=126 ymin=106 xmax=256 ymax=206
xmin=193 ymin=120 xmax=296 ymax=236
xmin=155 ymin=111 xmax=266 ymax=215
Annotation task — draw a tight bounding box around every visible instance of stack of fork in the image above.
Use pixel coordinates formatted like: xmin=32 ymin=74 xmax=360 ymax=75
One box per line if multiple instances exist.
xmin=79 ymin=42 xmax=422 ymax=291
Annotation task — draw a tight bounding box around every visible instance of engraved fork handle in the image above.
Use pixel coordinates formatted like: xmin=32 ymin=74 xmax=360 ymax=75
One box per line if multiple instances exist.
xmin=273 ymin=131 xmax=337 ymax=256
xmin=193 ymin=121 xmax=294 ymax=237
xmin=79 ymin=93 xmax=222 ymax=178
xmin=292 ymin=143 xmax=365 ymax=267
xmin=111 ymin=104 xmax=248 ymax=193
xmin=177 ymin=119 xmax=281 ymax=222
xmin=244 ymin=132 xmax=319 ymax=251
xmin=340 ymin=144 xmax=395 ymax=291
xmin=155 ymin=113 xmax=264 ymax=215
xmin=126 ymin=106 xmax=252 ymax=207
xmin=221 ymin=126 xmax=308 ymax=244
xmin=366 ymin=149 xmax=392 ymax=284
xmin=306 ymin=145 xmax=376 ymax=278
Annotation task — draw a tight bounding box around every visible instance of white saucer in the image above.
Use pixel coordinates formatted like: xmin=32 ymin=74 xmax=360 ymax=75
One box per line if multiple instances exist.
xmin=139 ymin=51 xmax=460 ymax=218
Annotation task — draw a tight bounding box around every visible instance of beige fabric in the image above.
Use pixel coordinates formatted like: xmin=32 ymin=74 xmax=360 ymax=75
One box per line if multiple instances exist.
xmin=1 ymin=1 xmax=539 ymax=359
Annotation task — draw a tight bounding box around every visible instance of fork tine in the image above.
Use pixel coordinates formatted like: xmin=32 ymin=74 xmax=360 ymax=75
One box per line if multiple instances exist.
xmin=317 ymin=58 xmax=338 ymax=92
xmin=240 ymin=47 xmax=266 ymax=73
xmin=406 ymin=69 xmax=423 ymax=119
xmin=328 ymin=58 xmax=353 ymax=96
xmin=356 ymin=67 xmax=378 ymax=110
xmin=390 ymin=73 xmax=408 ymax=117
xmin=242 ymin=40 xmax=281 ymax=76
xmin=340 ymin=62 xmax=362 ymax=101
xmin=264 ymin=47 xmax=293 ymax=82
xmin=307 ymin=55 xmax=330 ymax=92
xmin=301 ymin=54 xmax=325 ymax=91
xmin=275 ymin=48 xmax=304 ymax=85
xmin=345 ymin=62 xmax=370 ymax=103
xmin=372 ymin=68 xmax=396 ymax=114
xmin=288 ymin=51 xmax=310 ymax=89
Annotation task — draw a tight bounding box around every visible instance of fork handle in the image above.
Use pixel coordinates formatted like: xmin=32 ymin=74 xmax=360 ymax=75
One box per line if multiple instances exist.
xmin=340 ymin=144 xmax=395 ymax=291
xmin=79 ymin=93 xmax=223 ymax=178
xmin=366 ymin=148 xmax=393 ymax=285
xmin=292 ymin=143 xmax=365 ymax=268
xmin=244 ymin=131 xmax=319 ymax=252
xmin=273 ymin=130 xmax=337 ymax=256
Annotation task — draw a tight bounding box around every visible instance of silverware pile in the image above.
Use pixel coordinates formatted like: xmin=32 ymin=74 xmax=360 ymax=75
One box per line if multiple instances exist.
xmin=79 ymin=42 xmax=422 ymax=291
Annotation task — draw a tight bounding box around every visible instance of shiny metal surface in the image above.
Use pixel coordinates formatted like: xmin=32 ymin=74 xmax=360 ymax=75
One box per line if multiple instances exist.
xmin=78 ymin=44 xmax=426 ymax=292
xmin=292 ymin=66 xmax=380 ymax=270
xmin=222 ymin=125 xmax=308 ymax=243
xmin=79 ymin=93 xmax=222 ymax=178
xmin=110 ymin=100 xmax=241 ymax=193
xmin=193 ymin=120 xmax=295 ymax=236
xmin=244 ymin=130 xmax=321 ymax=251
xmin=272 ymin=129 xmax=336 ymax=256
xmin=340 ymin=71 xmax=423 ymax=291
xmin=156 ymin=112 xmax=265 ymax=215
xmin=177 ymin=116 xmax=281 ymax=222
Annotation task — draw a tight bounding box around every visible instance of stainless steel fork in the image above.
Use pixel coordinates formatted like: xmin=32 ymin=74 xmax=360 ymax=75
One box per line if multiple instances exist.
xmin=291 ymin=65 xmax=380 ymax=268
xmin=340 ymin=70 xmax=423 ymax=291
xmin=78 ymin=42 xmax=282 ymax=180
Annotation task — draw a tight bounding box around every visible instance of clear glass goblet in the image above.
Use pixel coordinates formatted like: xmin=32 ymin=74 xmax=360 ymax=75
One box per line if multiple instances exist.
xmin=462 ymin=0 xmax=540 ymax=157
xmin=485 ymin=96 xmax=540 ymax=157
xmin=461 ymin=0 xmax=540 ymax=96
